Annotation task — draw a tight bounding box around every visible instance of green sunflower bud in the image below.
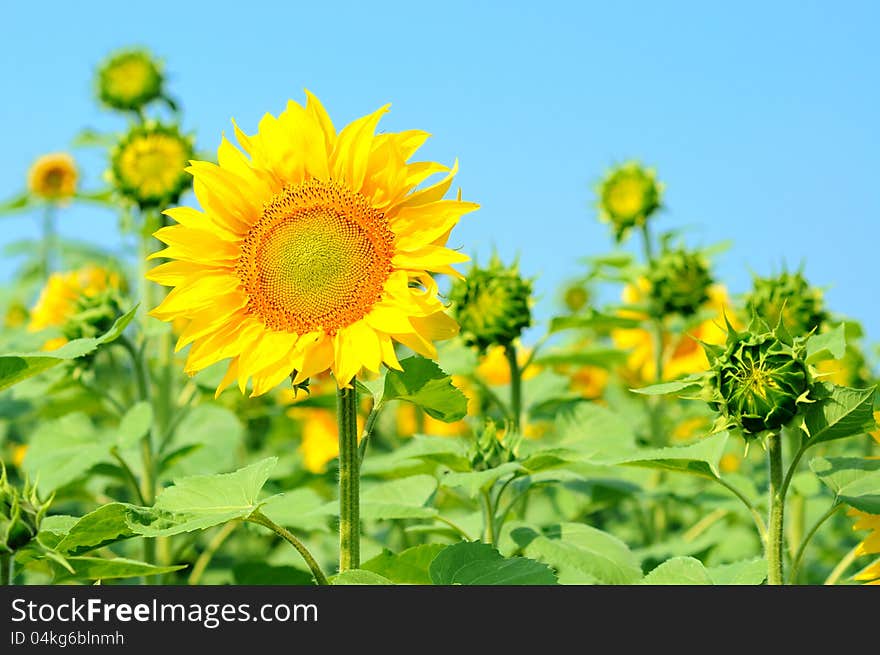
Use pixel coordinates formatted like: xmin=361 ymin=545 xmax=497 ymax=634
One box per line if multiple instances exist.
xmin=96 ymin=49 xmax=164 ymax=113
xmin=745 ymin=270 xmax=827 ymax=336
xmin=110 ymin=122 xmax=194 ymax=209
xmin=647 ymin=246 xmax=713 ymax=317
xmin=0 ymin=465 xmax=51 ymax=554
xmin=62 ymin=285 xmax=127 ymax=342
xmin=469 ymin=421 xmax=517 ymax=471
xmin=562 ymin=282 xmax=591 ymax=313
xmin=705 ymin=323 xmax=810 ymax=436
xmin=596 ymin=162 xmax=663 ymax=242
xmin=450 ymin=257 xmax=532 ymax=352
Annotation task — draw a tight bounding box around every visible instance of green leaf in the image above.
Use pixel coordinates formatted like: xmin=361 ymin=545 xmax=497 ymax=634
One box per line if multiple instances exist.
xmin=512 ymin=523 xmax=642 ymax=585
xmin=810 ymin=457 xmax=880 ymax=514
xmin=57 ymin=557 xmax=185 ymax=581
xmin=802 ymin=384 xmax=876 ymax=445
xmin=259 ymin=488 xmax=330 ymax=533
xmin=613 ymin=432 xmax=729 ymax=478
xmin=429 ymin=541 xmax=557 ymax=585
xmin=56 ymin=503 xmax=138 ymax=555
xmin=806 ymin=323 xmax=847 ymax=364
xmin=630 ymin=373 xmax=705 ymax=396
xmin=362 ymin=434 xmax=471 ymax=472
xmin=535 ymin=348 xmax=628 ymax=368
xmin=233 ymin=563 xmax=314 ymax=585
xmin=0 ymin=305 xmax=137 ymax=391
xmin=310 ymin=475 xmax=440 ymax=520
xmin=642 ymin=557 xmax=712 ymax=585
xmin=117 ymin=402 xmax=153 ymax=449
xmin=332 ymin=570 xmax=394 ymax=585
xmin=707 ymin=558 xmax=767 ymax=585
xmin=362 ymin=544 xmax=447 ymax=584
xmin=382 ymin=356 xmax=468 ymax=422
xmin=551 ymin=402 xmax=638 ymax=462
xmin=0 ymin=191 xmax=30 ymax=215
xmin=549 ymin=313 xmax=641 ymax=333
xmin=130 ymin=458 xmax=278 ymax=537
xmin=24 ymin=413 xmax=114 ymax=491
xmin=440 ymin=462 xmax=523 ymax=498
xmin=160 ymin=405 xmax=243 ymax=479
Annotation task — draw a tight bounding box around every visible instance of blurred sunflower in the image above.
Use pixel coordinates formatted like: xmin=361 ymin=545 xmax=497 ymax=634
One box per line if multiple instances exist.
xmin=289 ymin=406 xmax=365 ymax=473
xmin=612 ymin=280 xmax=738 ymax=383
xmin=97 ymin=49 xmax=163 ymax=112
xmin=28 ymin=153 xmax=78 ymax=202
xmin=29 ymin=265 xmax=122 ymax=345
xmin=596 ymin=162 xmax=662 ymax=241
xmin=849 ymin=508 xmax=880 ymax=585
xmin=111 ymin=123 xmax=193 ymax=208
xmin=148 ymin=91 xmax=476 ymax=396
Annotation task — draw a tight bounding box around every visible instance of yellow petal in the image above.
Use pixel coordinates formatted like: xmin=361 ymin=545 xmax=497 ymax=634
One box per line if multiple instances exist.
xmin=330 ymin=104 xmax=390 ymax=193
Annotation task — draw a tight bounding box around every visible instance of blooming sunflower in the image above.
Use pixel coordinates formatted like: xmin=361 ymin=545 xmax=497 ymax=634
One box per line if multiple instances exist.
xmin=97 ymin=49 xmax=163 ymax=112
xmin=850 ymin=508 xmax=880 ymax=585
xmin=29 ymin=265 xmax=122 ymax=334
xmin=27 ymin=153 xmax=78 ymax=202
xmin=111 ymin=123 xmax=194 ymax=208
xmin=148 ymin=92 xmax=477 ymax=396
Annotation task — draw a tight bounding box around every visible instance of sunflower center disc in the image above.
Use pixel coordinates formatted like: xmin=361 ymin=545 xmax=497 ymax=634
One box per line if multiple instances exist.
xmin=238 ymin=179 xmax=395 ymax=335
xmin=607 ymin=177 xmax=645 ymax=218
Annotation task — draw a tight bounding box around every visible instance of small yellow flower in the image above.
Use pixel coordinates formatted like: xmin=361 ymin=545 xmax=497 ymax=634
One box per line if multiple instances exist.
xmin=29 ymin=266 xmax=121 ymax=334
xmin=111 ymin=123 xmax=193 ymax=208
xmin=850 ymin=508 xmax=880 ymax=585
xmin=97 ymin=49 xmax=163 ymax=112
xmin=27 ymin=153 xmax=78 ymax=202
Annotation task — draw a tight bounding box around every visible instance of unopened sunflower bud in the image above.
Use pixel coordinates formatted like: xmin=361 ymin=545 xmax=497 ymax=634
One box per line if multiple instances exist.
xmin=647 ymin=247 xmax=713 ymax=317
xmin=450 ymin=257 xmax=532 ymax=352
xmin=563 ymin=282 xmax=591 ymax=313
xmin=96 ymin=49 xmax=164 ymax=113
xmin=0 ymin=466 xmax=51 ymax=554
xmin=705 ymin=325 xmax=809 ymax=436
xmin=62 ymin=287 xmax=126 ymax=341
xmin=469 ymin=421 xmax=516 ymax=471
xmin=596 ymin=162 xmax=662 ymax=242
xmin=745 ymin=270 xmax=827 ymax=336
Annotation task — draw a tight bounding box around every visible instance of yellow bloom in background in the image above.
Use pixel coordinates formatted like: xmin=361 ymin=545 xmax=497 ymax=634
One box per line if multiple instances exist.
xmin=28 ymin=153 xmax=78 ymax=202
xmin=4 ymin=301 xmax=28 ymax=329
xmin=476 ymin=345 xmax=540 ymax=386
xmin=11 ymin=444 xmax=28 ymax=468
xmin=97 ymin=49 xmax=163 ymax=112
xmin=111 ymin=123 xmax=193 ymax=208
xmin=29 ymin=265 xmax=121 ymax=334
xmin=149 ymin=91 xmax=477 ymax=397
xmin=568 ymin=365 xmax=609 ymax=399
xmin=871 ymin=411 xmax=880 ymax=446
xmin=613 ymin=282 xmax=737 ymax=383
xmin=672 ymin=416 xmax=711 ymax=442
xmin=291 ymin=406 xmax=365 ymax=473
xmin=849 ymin=508 xmax=880 ymax=585
xmin=719 ymin=452 xmax=742 ymax=474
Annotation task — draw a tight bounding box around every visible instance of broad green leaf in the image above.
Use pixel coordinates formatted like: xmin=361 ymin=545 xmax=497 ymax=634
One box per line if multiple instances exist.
xmin=332 ymin=570 xmax=394 ymax=585
xmin=630 ymin=373 xmax=705 ymax=396
xmin=259 ymin=488 xmax=330 ymax=533
xmin=303 ymin=475 xmax=439 ymax=520
xmin=642 ymin=557 xmax=712 ymax=585
xmin=160 ymin=405 xmax=244 ymax=479
xmin=513 ymin=523 xmax=641 ymax=585
xmin=802 ymin=384 xmax=876 ymax=445
xmin=233 ymin=563 xmax=314 ymax=585
xmin=441 ymin=462 xmax=523 ymax=498
xmin=550 ymin=402 xmax=638 ymax=462
xmin=0 ymin=306 xmax=137 ymax=391
xmin=806 ymin=323 xmax=846 ymax=364
xmin=57 ymin=557 xmax=185 ymax=581
xmin=36 ymin=515 xmax=79 ymax=549
xmin=707 ymin=558 xmax=767 ymax=585
xmin=56 ymin=503 xmax=139 ymax=555
xmin=117 ymin=402 xmax=153 ymax=449
xmin=613 ymin=432 xmax=729 ymax=478
xmin=535 ymin=348 xmax=628 ymax=368
xmin=810 ymin=457 xmax=880 ymax=514
xmin=429 ymin=541 xmax=557 ymax=585
xmin=130 ymin=458 xmax=277 ymax=537
xmin=24 ymin=413 xmax=114 ymax=490
xmin=362 ymin=544 xmax=447 ymax=584
xmin=382 ymin=356 xmax=468 ymax=422
xmin=0 ymin=191 xmax=30 ymax=214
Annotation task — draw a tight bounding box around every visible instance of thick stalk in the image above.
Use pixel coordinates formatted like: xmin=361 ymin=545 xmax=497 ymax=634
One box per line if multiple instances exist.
xmin=337 ymin=385 xmax=360 ymax=571
xmin=248 ymin=511 xmax=329 ymax=585
xmin=504 ymin=343 xmax=523 ymax=433
xmin=1 ymin=553 xmax=12 ymax=585
xmin=767 ymin=433 xmax=785 ymax=585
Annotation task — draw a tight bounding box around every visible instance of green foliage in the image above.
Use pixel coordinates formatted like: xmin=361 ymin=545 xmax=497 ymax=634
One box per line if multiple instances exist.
xmin=381 ymin=357 xmax=468 ymax=422
xmin=429 ymin=541 xmax=557 ymax=585
xmin=811 ymin=457 xmax=880 ymax=514
xmin=802 ymin=384 xmax=877 ymax=445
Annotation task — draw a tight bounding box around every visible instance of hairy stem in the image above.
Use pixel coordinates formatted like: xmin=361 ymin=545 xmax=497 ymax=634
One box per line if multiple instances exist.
xmin=248 ymin=512 xmax=329 ymax=585
xmin=767 ymin=433 xmax=785 ymax=585
xmin=504 ymin=343 xmax=523 ymax=434
xmin=337 ymin=385 xmax=360 ymax=571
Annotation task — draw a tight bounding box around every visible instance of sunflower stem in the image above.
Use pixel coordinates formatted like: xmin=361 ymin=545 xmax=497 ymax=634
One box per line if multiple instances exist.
xmin=767 ymin=432 xmax=785 ymax=585
xmin=337 ymin=385 xmax=360 ymax=572
xmin=41 ymin=205 xmax=56 ymax=278
xmin=504 ymin=343 xmax=523 ymax=434
xmin=789 ymin=502 xmax=842 ymax=584
xmin=248 ymin=511 xmax=329 ymax=586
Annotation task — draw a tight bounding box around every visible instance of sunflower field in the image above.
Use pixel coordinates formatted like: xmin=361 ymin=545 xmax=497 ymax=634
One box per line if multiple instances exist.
xmin=1 ymin=47 xmax=877 ymax=590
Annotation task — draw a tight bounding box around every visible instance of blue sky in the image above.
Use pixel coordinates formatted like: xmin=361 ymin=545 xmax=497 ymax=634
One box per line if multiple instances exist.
xmin=1 ymin=1 xmax=877 ymax=343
